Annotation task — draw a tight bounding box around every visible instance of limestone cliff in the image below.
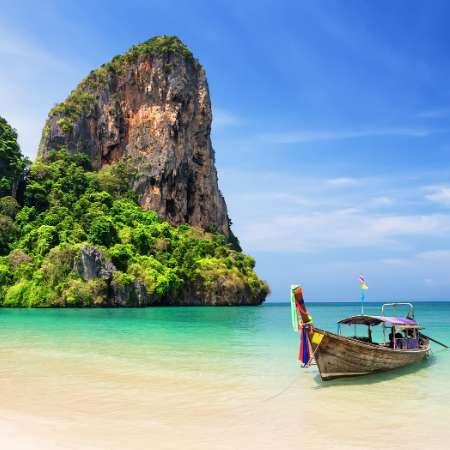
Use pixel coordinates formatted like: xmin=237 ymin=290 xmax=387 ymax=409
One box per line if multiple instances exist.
xmin=38 ymin=36 xmax=231 ymax=236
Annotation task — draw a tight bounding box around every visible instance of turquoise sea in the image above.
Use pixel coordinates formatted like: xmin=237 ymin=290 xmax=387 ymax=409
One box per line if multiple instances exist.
xmin=0 ymin=302 xmax=449 ymax=449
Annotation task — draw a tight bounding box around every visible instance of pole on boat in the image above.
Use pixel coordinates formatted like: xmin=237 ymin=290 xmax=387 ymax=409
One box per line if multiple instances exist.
xmin=359 ymin=274 xmax=368 ymax=315
xmin=420 ymin=333 xmax=448 ymax=349
xmin=290 ymin=285 xmax=315 ymax=366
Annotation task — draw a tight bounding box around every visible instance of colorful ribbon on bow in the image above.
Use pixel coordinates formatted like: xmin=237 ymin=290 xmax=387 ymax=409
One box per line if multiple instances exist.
xmin=290 ymin=285 xmax=314 ymax=365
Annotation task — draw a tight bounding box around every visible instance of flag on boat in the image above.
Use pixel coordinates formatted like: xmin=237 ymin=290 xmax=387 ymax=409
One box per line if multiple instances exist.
xmin=359 ymin=274 xmax=368 ymax=314
xmin=359 ymin=274 xmax=368 ymax=290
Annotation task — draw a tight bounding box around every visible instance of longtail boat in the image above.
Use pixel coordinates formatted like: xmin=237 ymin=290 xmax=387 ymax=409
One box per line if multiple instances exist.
xmin=290 ymin=285 xmax=431 ymax=381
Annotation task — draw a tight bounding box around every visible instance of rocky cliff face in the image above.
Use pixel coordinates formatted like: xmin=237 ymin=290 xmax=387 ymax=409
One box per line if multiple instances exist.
xmin=38 ymin=36 xmax=231 ymax=236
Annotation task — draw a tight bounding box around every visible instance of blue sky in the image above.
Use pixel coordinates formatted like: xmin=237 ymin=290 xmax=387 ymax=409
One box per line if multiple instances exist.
xmin=2 ymin=0 xmax=450 ymax=301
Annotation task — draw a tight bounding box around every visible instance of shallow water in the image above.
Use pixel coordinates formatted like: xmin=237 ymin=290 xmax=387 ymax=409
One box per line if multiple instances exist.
xmin=0 ymin=302 xmax=449 ymax=449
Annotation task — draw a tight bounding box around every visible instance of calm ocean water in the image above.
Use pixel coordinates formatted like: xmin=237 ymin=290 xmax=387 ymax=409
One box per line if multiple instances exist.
xmin=0 ymin=302 xmax=449 ymax=449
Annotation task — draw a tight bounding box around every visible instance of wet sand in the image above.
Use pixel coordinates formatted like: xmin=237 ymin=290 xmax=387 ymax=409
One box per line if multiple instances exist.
xmin=0 ymin=305 xmax=449 ymax=449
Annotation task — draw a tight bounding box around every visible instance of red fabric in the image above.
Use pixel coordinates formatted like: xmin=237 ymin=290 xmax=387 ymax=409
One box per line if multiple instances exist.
xmin=294 ymin=287 xmax=311 ymax=324
xmin=299 ymin=325 xmax=312 ymax=364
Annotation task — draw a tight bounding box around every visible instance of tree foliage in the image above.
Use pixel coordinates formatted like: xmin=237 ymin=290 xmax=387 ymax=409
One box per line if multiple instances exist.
xmin=0 ymin=116 xmax=27 ymax=197
xmin=45 ymin=36 xmax=199 ymax=137
xmin=0 ymin=150 xmax=268 ymax=306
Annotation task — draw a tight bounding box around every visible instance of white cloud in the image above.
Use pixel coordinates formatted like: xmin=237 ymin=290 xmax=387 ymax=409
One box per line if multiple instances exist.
xmin=417 ymin=250 xmax=450 ymax=261
xmin=327 ymin=177 xmax=358 ymax=186
xmin=240 ymin=192 xmax=311 ymax=206
xmin=235 ymin=210 xmax=450 ymax=253
xmin=371 ymin=215 xmax=450 ymax=235
xmin=425 ymin=185 xmax=450 ymax=207
xmin=262 ymin=127 xmax=437 ymax=144
xmin=382 ymin=249 xmax=450 ymax=268
xmin=221 ymin=168 xmax=450 ymax=256
xmin=378 ymin=250 xmax=450 ymax=291
xmin=370 ymin=196 xmax=394 ymax=207
xmin=382 ymin=257 xmax=411 ymax=266
xmin=212 ymin=108 xmax=241 ymax=129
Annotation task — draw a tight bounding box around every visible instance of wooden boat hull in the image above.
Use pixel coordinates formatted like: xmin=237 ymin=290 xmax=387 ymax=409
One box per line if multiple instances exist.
xmin=310 ymin=328 xmax=430 ymax=381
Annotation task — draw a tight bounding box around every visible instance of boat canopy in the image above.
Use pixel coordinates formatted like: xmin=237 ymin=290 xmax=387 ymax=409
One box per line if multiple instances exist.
xmin=338 ymin=315 xmax=418 ymax=327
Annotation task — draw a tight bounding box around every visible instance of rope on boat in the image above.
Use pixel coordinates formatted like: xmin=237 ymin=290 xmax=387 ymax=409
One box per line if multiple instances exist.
xmin=260 ymin=373 xmax=301 ymax=402
xmin=305 ymin=334 xmax=323 ymax=367
xmin=261 ymin=333 xmax=322 ymax=402
xmin=262 ymin=344 xmax=320 ymax=402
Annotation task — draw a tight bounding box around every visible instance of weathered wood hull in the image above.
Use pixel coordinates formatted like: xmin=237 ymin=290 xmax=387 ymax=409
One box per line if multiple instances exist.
xmin=310 ymin=328 xmax=430 ymax=381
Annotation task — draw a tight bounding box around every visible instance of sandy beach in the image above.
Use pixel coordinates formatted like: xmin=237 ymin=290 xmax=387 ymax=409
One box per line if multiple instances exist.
xmin=0 ymin=305 xmax=449 ymax=449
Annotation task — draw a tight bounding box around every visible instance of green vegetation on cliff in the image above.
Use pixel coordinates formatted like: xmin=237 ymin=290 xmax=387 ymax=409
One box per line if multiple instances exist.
xmin=0 ymin=116 xmax=27 ymax=197
xmin=45 ymin=36 xmax=197 ymax=136
xmin=0 ymin=150 xmax=268 ymax=306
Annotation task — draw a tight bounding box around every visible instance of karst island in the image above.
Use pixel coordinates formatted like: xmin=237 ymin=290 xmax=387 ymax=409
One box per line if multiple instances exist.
xmin=0 ymin=36 xmax=269 ymax=307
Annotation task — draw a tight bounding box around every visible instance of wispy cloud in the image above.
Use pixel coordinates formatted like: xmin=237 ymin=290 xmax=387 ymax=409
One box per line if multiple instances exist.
xmin=327 ymin=177 xmax=358 ymax=186
xmin=236 ymin=210 xmax=450 ymax=253
xmin=371 ymin=214 xmax=450 ymax=235
xmin=0 ymin=22 xmax=72 ymax=157
xmin=417 ymin=249 xmax=450 ymax=261
xmin=425 ymin=185 xmax=450 ymax=207
xmin=240 ymin=192 xmax=311 ymax=206
xmin=262 ymin=127 xmax=439 ymax=144
xmin=212 ymin=108 xmax=242 ymax=129
xmin=0 ymin=22 xmax=66 ymax=70
xmin=416 ymin=108 xmax=450 ymax=119
xmin=370 ymin=196 xmax=394 ymax=207
xmin=382 ymin=249 xmax=450 ymax=273
xmin=221 ymin=168 xmax=450 ymax=256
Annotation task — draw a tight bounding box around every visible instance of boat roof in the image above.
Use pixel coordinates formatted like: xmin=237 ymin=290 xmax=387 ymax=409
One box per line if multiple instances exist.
xmin=338 ymin=315 xmax=418 ymax=327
